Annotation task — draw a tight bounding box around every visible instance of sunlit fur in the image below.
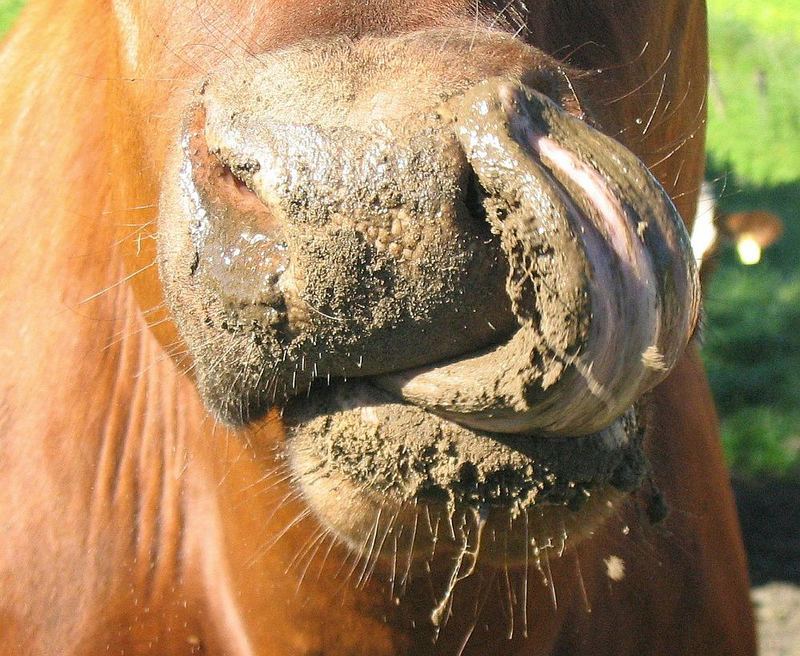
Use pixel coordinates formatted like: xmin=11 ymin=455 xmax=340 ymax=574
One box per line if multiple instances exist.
xmin=0 ymin=1 xmax=757 ymax=654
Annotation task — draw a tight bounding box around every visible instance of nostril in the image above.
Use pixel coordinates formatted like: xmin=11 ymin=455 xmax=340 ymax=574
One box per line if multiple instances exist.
xmin=201 ymin=146 xmax=273 ymax=219
xmin=181 ymin=107 xmax=290 ymax=310
xmin=463 ymin=168 xmax=488 ymax=223
xmin=184 ymin=105 xmax=267 ymax=212
xmin=218 ymin=161 xmax=260 ymax=201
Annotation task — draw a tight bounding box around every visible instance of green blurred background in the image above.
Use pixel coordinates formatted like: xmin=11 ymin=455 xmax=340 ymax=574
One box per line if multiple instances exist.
xmin=1 ymin=0 xmax=798 ymax=480
xmin=705 ymin=1 xmax=800 ymax=478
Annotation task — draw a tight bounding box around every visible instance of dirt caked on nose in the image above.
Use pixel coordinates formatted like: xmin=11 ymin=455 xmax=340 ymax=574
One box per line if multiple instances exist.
xmin=279 ymin=75 xmax=697 ymax=560
xmin=159 ymin=32 xmax=698 ymax=432
xmin=163 ymin=72 xmax=541 ymax=419
xmin=380 ymin=80 xmax=700 ymax=436
xmin=204 ymin=96 xmax=519 ymax=352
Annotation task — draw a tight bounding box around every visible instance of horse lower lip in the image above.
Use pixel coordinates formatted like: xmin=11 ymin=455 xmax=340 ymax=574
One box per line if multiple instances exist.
xmin=283 ymin=378 xmax=647 ymax=511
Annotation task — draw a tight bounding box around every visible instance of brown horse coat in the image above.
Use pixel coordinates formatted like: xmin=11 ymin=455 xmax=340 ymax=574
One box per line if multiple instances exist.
xmin=0 ymin=2 xmax=755 ymax=654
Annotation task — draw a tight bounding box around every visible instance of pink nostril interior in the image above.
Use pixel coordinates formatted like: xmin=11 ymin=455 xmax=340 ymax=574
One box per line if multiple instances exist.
xmin=213 ymin=161 xmax=275 ymax=219
xmin=219 ymin=164 xmax=255 ymax=197
xmin=184 ymin=105 xmax=272 ymax=220
xmin=181 ymin=106 xmax=289 ymax=306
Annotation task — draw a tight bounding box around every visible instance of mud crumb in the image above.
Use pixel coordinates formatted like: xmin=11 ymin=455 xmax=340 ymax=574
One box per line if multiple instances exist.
xmin=604 ymin=555 xmax=625 ymax=581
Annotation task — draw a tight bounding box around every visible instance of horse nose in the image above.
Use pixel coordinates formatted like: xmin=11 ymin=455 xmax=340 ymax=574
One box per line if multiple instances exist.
xmin=181 ymin=106 xmax=291 ymax=324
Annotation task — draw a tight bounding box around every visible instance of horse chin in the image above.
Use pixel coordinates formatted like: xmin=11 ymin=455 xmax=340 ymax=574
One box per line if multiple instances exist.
xmin=284 ymin=379 xmax=646 ymax=572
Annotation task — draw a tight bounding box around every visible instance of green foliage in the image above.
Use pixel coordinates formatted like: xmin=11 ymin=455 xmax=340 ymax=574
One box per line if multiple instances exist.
xmin=709 ymin=0 xmax=800 ymax=41
xmin=722 ymin=407 xmax=800 ymax=476
xmin=0 ymin=0 xmax=24 ymax=35
xmin=702 ymin=182 xmax=800 ymax=476
xmin=704 ymin=0 xmax=800 ymax=477
xmin=707 ymin=17 xmax=800 ymax=184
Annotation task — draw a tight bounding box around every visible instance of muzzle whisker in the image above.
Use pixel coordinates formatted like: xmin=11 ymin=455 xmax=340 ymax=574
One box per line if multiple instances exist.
xmin=605 ymin=47 xmax=671 ymax=107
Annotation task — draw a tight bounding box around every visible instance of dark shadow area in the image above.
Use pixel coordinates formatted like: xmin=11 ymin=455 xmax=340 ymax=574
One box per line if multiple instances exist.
xmin=733 ymin=476 xmax=800 ymax=585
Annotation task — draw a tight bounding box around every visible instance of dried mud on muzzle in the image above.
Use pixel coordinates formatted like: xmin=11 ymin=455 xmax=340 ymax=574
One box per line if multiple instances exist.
xmin=376 ymin=81 xmax=699 ymax=438
xmin=286 ymin=382 xmax=647 ymax=513
xmin=161 ymin=75 xmax=698 ymax=518
xmin=282 ymin=80 xmax=697 ymax=515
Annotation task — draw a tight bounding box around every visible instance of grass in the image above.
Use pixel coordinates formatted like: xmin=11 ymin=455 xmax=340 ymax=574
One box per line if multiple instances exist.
xmin=707 ymin=18 xmax=800 ymax=184
xmin=705 ymin=0 xmax=800 ymax=477
xmin=0 ymin=0 xmax=22 ymax=34
xmin=702 ymin=180 xmax=800 ymax=476
xmin=1 ymin=1 xmax=798 ymax=477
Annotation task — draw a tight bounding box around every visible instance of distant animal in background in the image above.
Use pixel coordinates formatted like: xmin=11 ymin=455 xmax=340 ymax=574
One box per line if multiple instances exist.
xmin=692 ymin=181 xmax=784 ymax=293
